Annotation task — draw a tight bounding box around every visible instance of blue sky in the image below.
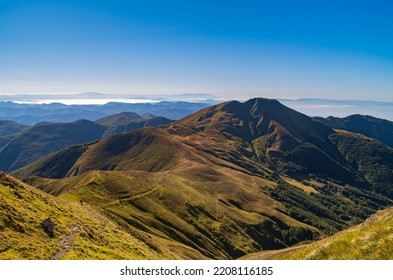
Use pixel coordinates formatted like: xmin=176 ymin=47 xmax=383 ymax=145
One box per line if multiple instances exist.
xmin=1 ymin=0 xmax=392 ymax=100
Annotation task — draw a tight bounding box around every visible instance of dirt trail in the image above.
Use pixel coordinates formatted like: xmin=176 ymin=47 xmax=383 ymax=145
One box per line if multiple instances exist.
xmin=124 ymin=186 xmax=160 ymax=201
xmin=238 ymin=244 xmax=308 ymax=260
xmin=105 ymin=186 xmax=160 ymax=207
xmin=83 ymin=204 xmax=108 ymax=224
xmin=51 ymin=222 xmax=80 ymax=260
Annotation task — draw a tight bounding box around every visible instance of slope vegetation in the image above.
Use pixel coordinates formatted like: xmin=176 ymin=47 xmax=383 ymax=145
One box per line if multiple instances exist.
xmin=242 ymin=207 xmax=393 ymax=260
xmin=0 ymin=172 xmax=205 ymax=259
xmin=96 ymin=113 xmax=173 ymax=137
xmin=315 ymin=114 xmax=393 ymax=148
xmin=0 ymin=113 xmax=172 ymax=172
xmin=11 ymin=98 xmax=393 ymax=259
xmin=0 ymin=120 xmax=28 ymax=137
xmin=95 ymin=112 xmax=144 ymax=126
xmin=26 ymin=166 xmax=317 ymax=259
xmin=0 ymin=120 xmax=105 ymax=172
xmin=0 ymin=120 xmax=29 ymax=149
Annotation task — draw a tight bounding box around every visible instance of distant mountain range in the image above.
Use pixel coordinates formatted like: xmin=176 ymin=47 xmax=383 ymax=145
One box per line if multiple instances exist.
xmin=0 ymin=92 xmax=220 ymax=103
xmin=2 ymin=97 xmax=393 ymax=259
xmin=0 ymin=112 xmax=172 ymax=172
xmin=4 ymin=94 xmax=393 ymax=125
xmin=0 ymin=100 xmax=214 ymax=125
xmin=279 ymin=98 xmax=393 ymax=121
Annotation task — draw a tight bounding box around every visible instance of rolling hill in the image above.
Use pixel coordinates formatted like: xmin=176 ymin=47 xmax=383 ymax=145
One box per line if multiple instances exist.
xmin=0 ymin=120 xmax=28 ymax=137
xmin=315 ymin=114 xmax=393 ymax=148
xmin=0 ymin=113 xmax=173 ymax=173
xmin=0 ymin=137 xmax=12 ymax=149
xmin=95 ymin=112 xmax=145 ymax=126
xmin=0 ymin=100 xmax=211 ymax=125
xmin=0 ymin=121 xmax=29 ymax=149
xmin=0 ymin=120 xmax=105 ymax=173
xmin=96 ymin=112 xmax=173 ymax=138
xmin=0 ymin=172 xmax=205 ymax=259
xmin=10 ymin=98 xmax=393 ymax=259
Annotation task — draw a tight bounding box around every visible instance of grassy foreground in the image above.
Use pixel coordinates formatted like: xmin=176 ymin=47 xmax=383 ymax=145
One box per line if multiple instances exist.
xmin=0 ymin=172 xmax=203 ymax=259
xmin=242 ymin=207 xmax=393 ymax=260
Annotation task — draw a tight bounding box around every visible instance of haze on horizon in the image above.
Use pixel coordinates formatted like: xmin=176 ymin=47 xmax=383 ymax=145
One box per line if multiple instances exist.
xmin=1 ymin=0 xmax=392 ymax=101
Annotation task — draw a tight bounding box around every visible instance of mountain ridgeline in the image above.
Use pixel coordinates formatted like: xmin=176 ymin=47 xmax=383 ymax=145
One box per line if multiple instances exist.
xmin=0 ymin=100 xmax=210 ymax=125
xmin=6 ymin=98 xmax=393 ymax=259
xmin=0 ymin=112 xmax=172 ymax=173
xmin=314 ymin=114 xmax=393 ymax=149
xmin=96 ymin=112 xmax=172 ymax=138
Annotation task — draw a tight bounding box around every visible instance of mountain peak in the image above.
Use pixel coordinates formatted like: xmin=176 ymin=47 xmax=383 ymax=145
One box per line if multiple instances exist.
xmin=175 ymin=97 xmax=333 ymax=141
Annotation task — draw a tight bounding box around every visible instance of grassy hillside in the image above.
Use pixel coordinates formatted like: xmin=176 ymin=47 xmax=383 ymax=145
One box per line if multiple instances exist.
xmin=0 ymin=120 xmax=105 ymax=172
xmin=330 ymin=130 xmax=393 ymax=198
xmin=12 ymin=144 xmax=91 ymax=180
xmin=0 ymin=121 xmax=29 ymax=149
xmin=101 ymin=116 xmax=173 ymax=137
xmin=0 ymin=120 xmax=28 ymax=137
xmin=10 ymin=98 xmax=393 ymax=259
xmin=95 ymin=112 xmax=144 ymax=126
xmin=0 ymin=172 xmax=205 ymax=260
xmin=0 ymin=113 xmax=174 ymax=172
xmin=0 ymin=136 xmax=12 ymax=149
xmin=242 ymin=207 xmax=393 ymax=260
xmin=26 ymin=166 xmax=318 ymax=259
xmin=171 ymin=98 xmax=360 ymax=184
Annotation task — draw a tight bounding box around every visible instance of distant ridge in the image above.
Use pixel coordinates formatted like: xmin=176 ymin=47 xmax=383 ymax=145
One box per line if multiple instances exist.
xmin=314 ymin=114 xmax=393 ymax=148
xmin=279 ymin=98 xmax=393 ymax=121
xmin=0 ymin=120 xmax=28 ymax=137
xmin=0 ymin=119 xmax=105 ymax=172
xmin=0 ymin=112 xmax=172 ymax=172
xmin=0 ymin=100 xmax=212 ymax=125
xmin=96 ymin=112 xmax=145 ymax=126
xmin=96 ymin=112 xmax=173 ymax=137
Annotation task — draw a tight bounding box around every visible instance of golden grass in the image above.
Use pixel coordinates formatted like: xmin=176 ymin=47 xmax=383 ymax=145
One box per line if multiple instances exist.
xmin=241 ymin=207 xmax=393 ymax=260
xmin=283 ymin=177 xmax=319 ymax=194
xmin=27 ymin=158 xmax=318 ymax=259
xmin=0 ymin=173 xmax=191 ymax=260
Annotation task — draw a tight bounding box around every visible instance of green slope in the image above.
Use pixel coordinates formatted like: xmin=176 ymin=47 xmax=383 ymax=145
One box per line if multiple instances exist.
xmin=102 ymin=116 xmax=173 ymax=137
xmin=26 ymin=167 xmax=318 ymax=259
xmin=0 ymin=121 xmax=29 ymax=149
xmin=0 ymin=120 xmax=105 ymax=172
xmin=0 ymin=120 xmax=28 ymax=137
xmin=315 ymin=114 xmax=393 ymax=148
xmin=10 ymin=98 xmax=393 ymax=259
xmin=0 ymin=172 xmax=206 ymax=260
xmin=242 ymin=207 xmax=393 ymax=260
xmin=95 ymin=112 xmax=144 ymax=126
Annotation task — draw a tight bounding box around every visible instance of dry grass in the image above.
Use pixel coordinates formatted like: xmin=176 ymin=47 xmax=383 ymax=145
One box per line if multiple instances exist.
xmin=0 ymin=172 xmax=201 ymax=260
xmin=283 ymin=177 xmax=319 ymax=194
xmin=241 ymin=207 xmax=393 ymax=260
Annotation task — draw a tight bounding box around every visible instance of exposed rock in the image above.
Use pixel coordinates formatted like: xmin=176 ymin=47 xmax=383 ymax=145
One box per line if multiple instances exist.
xmin=41 ymin=217 xmax=55 ymax=237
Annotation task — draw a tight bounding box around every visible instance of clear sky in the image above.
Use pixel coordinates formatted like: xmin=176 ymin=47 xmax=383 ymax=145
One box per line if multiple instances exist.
xmin=1 ymin=0 xmax=393 ymax=100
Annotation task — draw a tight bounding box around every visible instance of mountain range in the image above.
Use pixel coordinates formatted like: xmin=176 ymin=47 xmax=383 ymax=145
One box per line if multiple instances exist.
xmin=0 ymin=113 xmax=172 ymax=173
xmin=0 ymin=100 xmax=212 ymax=125
xmin=1 ymin=97 xmax=393 ymax=259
